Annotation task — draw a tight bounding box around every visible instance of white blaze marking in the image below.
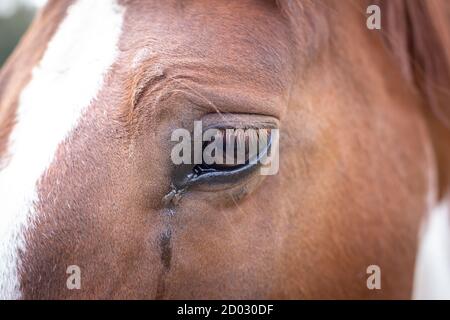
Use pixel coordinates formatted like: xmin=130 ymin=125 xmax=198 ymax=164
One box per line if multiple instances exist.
xmin=412 ymin=139 xmax=450 ymax=299
xmin=413 ymin=201 xmax=450 ymax=299
xmin=0 ymin=0 xmax=124 ymax=299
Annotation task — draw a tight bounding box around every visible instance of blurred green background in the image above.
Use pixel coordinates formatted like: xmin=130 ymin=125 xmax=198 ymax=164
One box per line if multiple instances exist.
xmin=0 ymin=0 xmax=45 ymax=67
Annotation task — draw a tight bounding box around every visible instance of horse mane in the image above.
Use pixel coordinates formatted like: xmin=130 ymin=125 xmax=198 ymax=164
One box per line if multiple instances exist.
xmin=276 ymin=0 xmax=450 ymax=126
xmin=374 ymin=0 xmax=450 ymax=127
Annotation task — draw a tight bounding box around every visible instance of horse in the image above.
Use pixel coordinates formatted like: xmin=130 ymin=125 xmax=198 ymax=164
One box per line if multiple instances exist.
xmin=0 ymin=0 xmax=449 ymax=299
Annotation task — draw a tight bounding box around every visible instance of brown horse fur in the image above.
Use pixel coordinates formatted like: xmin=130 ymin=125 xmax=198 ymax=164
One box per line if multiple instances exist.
xmin=0 ymin=0 xmax=449 ymax=299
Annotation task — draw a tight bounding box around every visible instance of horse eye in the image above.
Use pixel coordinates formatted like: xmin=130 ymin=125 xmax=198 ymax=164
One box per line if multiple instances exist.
xmin=192 ymin=127 xmax=272 ymax=178
xmin=170 ymin=114 xmax=279 ymax=194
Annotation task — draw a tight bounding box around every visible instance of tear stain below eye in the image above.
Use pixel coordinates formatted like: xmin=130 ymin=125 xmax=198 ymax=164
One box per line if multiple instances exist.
xmin=159 ymin=228 xmax=172 ymax=270
xmin=155 ymin=227 xmax=172 ymax=299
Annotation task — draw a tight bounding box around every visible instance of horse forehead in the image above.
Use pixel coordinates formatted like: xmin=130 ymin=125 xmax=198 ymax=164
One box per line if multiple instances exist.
xmin=0 ymin=0 xmax=125 ymax=299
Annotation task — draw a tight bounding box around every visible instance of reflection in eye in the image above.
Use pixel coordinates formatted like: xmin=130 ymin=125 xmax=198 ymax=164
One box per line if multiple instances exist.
xmin=193 ymin=127 xmax=272 ymax=176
